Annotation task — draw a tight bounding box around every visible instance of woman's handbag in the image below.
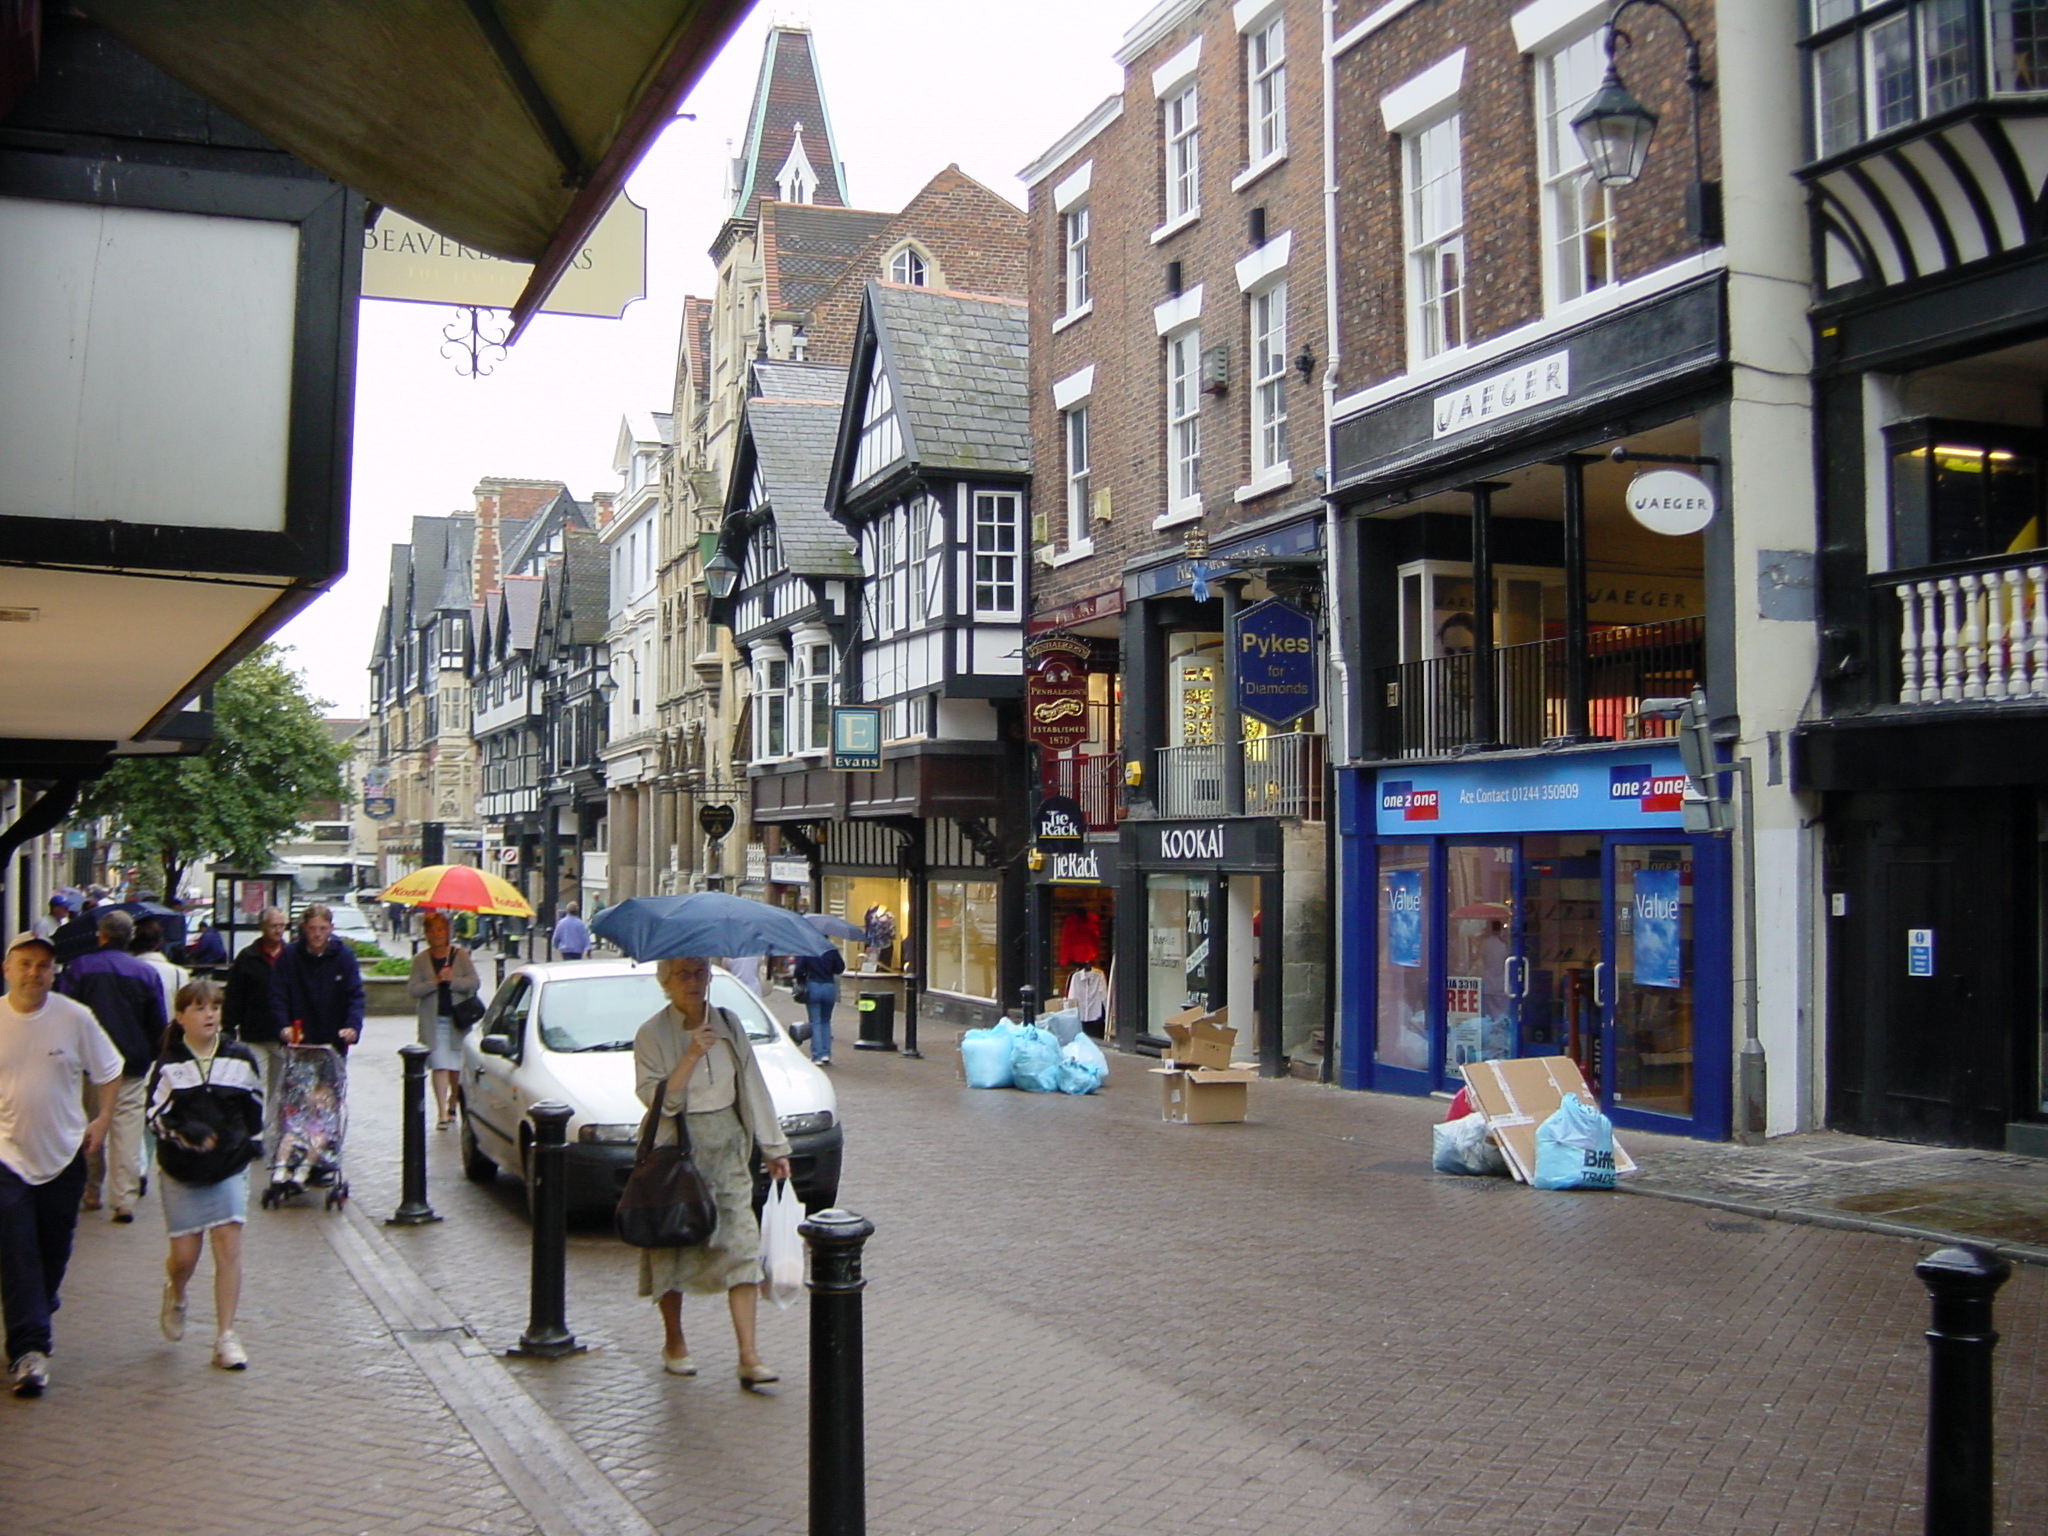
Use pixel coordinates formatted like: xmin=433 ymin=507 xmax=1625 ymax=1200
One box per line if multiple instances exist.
xmin=450 ymin=994 xmax=487 ymax=1029
xmin=615 ymin=1103 xmax=719 ymax=1249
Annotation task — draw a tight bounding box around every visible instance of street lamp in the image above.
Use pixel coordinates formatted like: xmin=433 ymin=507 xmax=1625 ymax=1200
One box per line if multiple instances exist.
xmin=702 ymin=547 xmax=741 ymax=599
xmin=1569 ymin=0 xmax=1719 ymax=243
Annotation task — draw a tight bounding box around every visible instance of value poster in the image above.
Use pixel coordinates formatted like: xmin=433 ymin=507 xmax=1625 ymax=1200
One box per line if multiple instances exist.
xmin=1386 ymin=869 xmax=1423 ymax=969
xmin=1632 ymin=867 xmax=1682 ymax=989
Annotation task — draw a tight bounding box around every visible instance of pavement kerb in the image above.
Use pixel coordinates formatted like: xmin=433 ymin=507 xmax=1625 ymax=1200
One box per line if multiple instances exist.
xmin=1617 ymin=1180 xmax=2048 ymax=1268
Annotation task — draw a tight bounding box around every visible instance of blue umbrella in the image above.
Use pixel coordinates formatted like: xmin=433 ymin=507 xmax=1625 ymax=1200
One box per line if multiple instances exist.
xmin=591 ymin=893 xmax=836 ymax=961
xmin=804 ymin=912 xmax=866 ymax=943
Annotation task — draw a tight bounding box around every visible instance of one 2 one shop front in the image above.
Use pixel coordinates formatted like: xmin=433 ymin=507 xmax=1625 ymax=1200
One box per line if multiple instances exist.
xmin=1336 ymin=745 xmax=1732 ymax=1140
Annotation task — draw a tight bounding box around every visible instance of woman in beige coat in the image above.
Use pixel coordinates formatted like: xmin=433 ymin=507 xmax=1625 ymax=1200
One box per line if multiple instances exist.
xmin=633 ymin=956 xmax=791 ymax=1385
xmin=405 ymin=910 xmax=480 ymax=1128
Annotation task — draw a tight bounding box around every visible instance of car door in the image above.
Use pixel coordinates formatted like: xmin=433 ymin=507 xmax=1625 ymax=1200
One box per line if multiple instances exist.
xmin=467 ymin=975 xmax=531 ymax=1164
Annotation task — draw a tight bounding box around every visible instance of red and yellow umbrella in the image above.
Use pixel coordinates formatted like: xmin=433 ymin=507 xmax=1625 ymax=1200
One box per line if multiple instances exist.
xmin=375 ymin=864 xmax=535 ymax=918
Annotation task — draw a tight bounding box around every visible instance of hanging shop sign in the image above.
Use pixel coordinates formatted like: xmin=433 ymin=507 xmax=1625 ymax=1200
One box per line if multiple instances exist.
xmin=360 ymin=195 xmax=648 ymax=319
xmin=1373 ymin=747 xmax=1687 ymax=836
xmin=364 ymin=796 xmax=395 ymax=820
xmin=698 ymin=803 xmax=735 ymax=841
xmin=1232 ymin=598 xmax=1319 ymax=727
xmin=830 ymin=707 xmax=882 ymax=771
xmin=1035 ymin=795 xmax=1086 ymax=844
xmin=1025 ymin=654 xmax=1093 ymax=750
xmin=1625 ymin=469 xmax=1717 ymax=536
xmin=767 ymin=856 xmax=811 ymax=885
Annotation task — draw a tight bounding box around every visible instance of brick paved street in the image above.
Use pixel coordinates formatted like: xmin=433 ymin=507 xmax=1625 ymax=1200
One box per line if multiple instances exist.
xmin=5 ymin=1005 xmax=2043 ymax=1535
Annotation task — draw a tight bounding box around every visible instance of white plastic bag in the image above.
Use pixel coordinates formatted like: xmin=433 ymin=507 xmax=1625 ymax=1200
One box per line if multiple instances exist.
xmin=760 ymin=1178 xmax=806 ymax=1309
xmin=1431 ymin=1112 xmax=1509 ymax=1177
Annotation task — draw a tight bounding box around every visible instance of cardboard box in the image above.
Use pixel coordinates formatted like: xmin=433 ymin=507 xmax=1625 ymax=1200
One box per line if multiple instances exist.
xmin=1152 ymin=1064 xmax=1257 ymax=1123
xmin=1163 ymin=1006 xmax=1236 ymax=1069
xmin=1459 ymin=1056 xmax=1637 ymax=1183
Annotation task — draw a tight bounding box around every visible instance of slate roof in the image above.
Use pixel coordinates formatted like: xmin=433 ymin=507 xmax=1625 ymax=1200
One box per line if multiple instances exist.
xmin=765 ymin=202 xmax=892 ymax=312
xmin=752 ymin=359 xmax=845 ymax=403
xmin=436 ymin=516 xmax=475 ymax=611
xmin=408 ymin=518 xmax=450 ymax=626
xmin=729 ymin=27 xmax=848 ymax=221
xmin=501 ymin=575 xmax=544 ymax=652
xmin=867 ymin=282 xmax=1030 ymax=480
xmin=501 ymin=487 xmax=590 ymax=576
xmin=558 ymin=528 xmax=609 ymax=647
xmin=746 ymin=387 xmax=858 ymax=579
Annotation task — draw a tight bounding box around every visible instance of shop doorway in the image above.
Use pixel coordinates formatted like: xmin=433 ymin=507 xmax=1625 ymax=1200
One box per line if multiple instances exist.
xmin=1374 ymin=831 xmax=1727 ymax=1134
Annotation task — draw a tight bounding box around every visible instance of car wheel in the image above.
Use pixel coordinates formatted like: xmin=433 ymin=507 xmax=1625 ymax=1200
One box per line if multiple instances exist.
xmin=458 ymin=1096 xmax=496 ymax=1184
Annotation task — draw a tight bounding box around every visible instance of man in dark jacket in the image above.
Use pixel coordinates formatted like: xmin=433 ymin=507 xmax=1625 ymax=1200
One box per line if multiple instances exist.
xmin=273 ymin=905 xmax=364 ymax=1053
xmin=224 ymin=907 xmax=288 ymax=1136
xmin=55 ymin=910 xmax=166 ymax=1221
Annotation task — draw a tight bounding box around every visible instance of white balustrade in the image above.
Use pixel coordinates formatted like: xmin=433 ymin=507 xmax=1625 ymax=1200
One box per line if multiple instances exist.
xmin=1894 ymin=563 xmax=2048 ymax=705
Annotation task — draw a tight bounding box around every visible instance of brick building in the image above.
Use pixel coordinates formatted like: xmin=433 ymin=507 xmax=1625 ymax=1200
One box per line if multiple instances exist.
xmin=1324 ymin=0 xmax=1813 ymax=1143
xmin=1019 ymin=0 xmax=1332 ymax=1072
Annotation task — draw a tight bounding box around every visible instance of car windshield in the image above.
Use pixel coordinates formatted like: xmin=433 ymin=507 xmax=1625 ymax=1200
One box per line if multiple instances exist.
xmin=536 ymin=972 xmax=778 ymax=1053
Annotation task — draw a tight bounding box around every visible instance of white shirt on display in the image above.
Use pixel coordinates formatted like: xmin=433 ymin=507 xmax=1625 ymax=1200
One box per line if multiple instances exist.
xmin=0 ymin=992 xmax=124 ymax=1184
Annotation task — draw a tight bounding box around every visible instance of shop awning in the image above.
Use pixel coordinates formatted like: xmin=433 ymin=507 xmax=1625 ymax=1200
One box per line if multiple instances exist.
xmin=76 ymin=0 xmax=753 ymax=333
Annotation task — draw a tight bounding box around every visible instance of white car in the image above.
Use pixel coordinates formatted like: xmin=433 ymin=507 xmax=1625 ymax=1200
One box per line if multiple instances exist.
xmin=323 ymin=904 xmax=381 ymax=946
xmin=457 ymin=959 xmax=842 ymax=1217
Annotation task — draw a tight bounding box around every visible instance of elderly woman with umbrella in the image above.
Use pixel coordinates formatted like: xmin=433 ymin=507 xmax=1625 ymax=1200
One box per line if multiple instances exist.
xmin=593 ymin=894 xmax=834 ymax=1386
xmin=376 ymin=866 xmax=533 ymax=1129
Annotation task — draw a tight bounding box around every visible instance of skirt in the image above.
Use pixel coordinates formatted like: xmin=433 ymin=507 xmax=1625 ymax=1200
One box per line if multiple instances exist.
xmin=636 ymin=1106 xmax=762 ymax=1299
xmin=425 ymin=1014 xmax=465 ymax=1072
xmin=161 ymin=1170 xmax=248 ymax=1239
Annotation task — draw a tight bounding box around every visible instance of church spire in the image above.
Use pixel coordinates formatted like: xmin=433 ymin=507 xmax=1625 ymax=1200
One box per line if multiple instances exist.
xmin=728 ymin=27 xmax=848 ymax=221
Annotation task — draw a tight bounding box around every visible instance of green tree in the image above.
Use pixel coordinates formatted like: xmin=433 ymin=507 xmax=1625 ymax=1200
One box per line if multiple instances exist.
xmin=79 ymin=645 xmax=350 ymax=897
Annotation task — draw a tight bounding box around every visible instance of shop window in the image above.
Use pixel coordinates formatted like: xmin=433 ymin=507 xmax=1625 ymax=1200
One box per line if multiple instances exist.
xmin=1145 ymin=872 xmax=1211 ymax=1034
xmin=1375 ymin=845 xmax=1432 ymax=1072
xmin=1886 ymin=419 xmax=2045 ymax=568
xmin=928 ymin=878 xmax=998 ymax=1000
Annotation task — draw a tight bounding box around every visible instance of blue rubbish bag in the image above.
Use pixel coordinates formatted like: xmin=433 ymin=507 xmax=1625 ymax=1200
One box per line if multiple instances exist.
xmin=1010 ymin=1024 xmax=1064 ymax=1093
xmin=1040 ymin=1008 xmax=1083 ymax=1047
xmin=1532 ymin=1093 xmax=1618 ymax=1190
xmin=1057 ymin=1032 xmax=1108 ymax=1095
xmin=960 ymin=1025 xmax=1017 ymax=1090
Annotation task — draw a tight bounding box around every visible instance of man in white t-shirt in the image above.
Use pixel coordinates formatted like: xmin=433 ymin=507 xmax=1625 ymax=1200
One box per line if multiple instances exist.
xmin=0 ymin=932 xmax=122 ymax=1399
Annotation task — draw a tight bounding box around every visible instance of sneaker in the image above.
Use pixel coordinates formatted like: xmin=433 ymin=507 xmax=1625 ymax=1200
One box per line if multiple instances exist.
xmin=212 ymin=1333 xmax=247 ymax=1371
xmin=10 ymin=1352 xmax=48 ymax=1398
xmin=159 ymin=1282 xmax=187 ymax=1342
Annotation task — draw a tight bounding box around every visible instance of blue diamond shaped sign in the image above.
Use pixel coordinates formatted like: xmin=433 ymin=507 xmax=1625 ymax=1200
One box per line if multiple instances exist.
xmin=1233 ymin=598 xmax=1318 ymax=728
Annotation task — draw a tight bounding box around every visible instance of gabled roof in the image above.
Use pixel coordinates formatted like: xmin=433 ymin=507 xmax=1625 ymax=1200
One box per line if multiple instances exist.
xmin=501 ymin=487 xmax=591 ymax=576
xmin=728 ymin=27 xmax=848 ymax=222
xmin=408 ymin=518 xmax=451 ymax=626
xmin=558 ymin=527 xmax=609 ymax=647
xmin=834 ymin=282 xmax=1031 ymax=499
xmin=736 ymin=377 xmax=858 ymax=580
xmin=501 ymin=574 xmax=545 ymax=652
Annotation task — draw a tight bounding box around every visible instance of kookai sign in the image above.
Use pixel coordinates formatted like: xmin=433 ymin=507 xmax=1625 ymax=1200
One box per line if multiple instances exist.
xmin=1233 ymin=598 xmax=1318 ymax=728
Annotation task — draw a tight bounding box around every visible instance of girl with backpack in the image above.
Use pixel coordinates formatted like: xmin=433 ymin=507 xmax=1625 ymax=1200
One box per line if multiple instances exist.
xmin=146 ymin=978 xmax=264 ymax=1370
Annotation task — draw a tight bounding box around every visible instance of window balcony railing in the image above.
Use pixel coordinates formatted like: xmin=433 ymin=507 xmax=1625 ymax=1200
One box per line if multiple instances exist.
xmin=1876 ymin=552 xmax=2048 ymax=704
xmin=1042 ymin=751 xmax=1120 ymax=831
xmin=1374 ymin=616 xmax=1706 ymax=759
xmin=1155 ymin=732 xmax=1326 ymax=820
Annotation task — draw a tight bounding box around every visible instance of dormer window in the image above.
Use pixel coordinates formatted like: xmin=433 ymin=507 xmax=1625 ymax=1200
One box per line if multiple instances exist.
xmin=888 ymin=245 xmax=929 ymax=286
xmin=775 ymin=125 xmax=818 ymax=204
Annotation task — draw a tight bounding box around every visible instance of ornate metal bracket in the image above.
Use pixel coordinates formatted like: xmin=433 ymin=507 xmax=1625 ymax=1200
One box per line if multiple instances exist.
xmin=442 ymin=306 xmax=511 ymax=379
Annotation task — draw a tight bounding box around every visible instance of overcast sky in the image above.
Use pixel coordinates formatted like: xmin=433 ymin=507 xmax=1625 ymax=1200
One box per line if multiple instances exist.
xmin=278 ymin=1 xmax=1133 ymax=717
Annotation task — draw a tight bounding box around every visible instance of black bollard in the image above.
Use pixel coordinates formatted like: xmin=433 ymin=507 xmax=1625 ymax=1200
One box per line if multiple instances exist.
xmin=900 ymin=965 xmax=921 ymax=1060
xmin=1917 ymin=1244 xmax=2011 ymax=1536
xmin=387 ymin=1043 xmax=441 ymax=1226
xmin=803 ymin=1208 xmax=875 ymax=1536
xmin=510 ymin=1101 xmax=584 ymax=1358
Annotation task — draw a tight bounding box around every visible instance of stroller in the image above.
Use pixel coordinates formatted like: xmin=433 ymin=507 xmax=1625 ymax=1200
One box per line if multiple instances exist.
xmin=260 ymin=1043 xmax=350 ymax=1211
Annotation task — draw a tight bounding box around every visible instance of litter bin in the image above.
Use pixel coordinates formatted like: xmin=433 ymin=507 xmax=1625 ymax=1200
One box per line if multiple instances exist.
xmin=854 ymin=991 xmax=897 ymax=1052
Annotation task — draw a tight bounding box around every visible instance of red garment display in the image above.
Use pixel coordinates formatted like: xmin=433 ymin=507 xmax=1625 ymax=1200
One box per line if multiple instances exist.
xmin=1057 ymin=909 xmax=1102 ymax=967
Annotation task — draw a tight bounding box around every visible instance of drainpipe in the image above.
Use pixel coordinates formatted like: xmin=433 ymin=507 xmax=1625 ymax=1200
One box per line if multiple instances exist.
xmin=1320 ymin=0 xmax=1347 ymax=1086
